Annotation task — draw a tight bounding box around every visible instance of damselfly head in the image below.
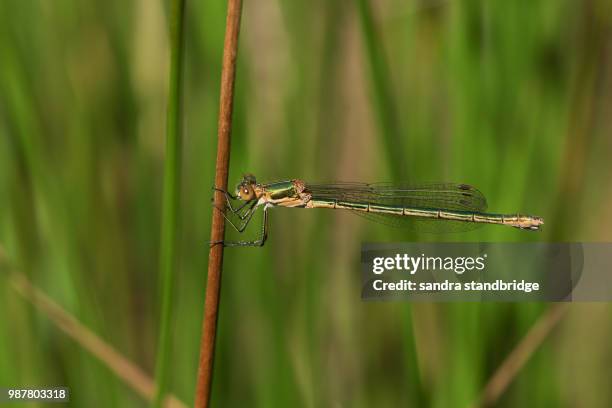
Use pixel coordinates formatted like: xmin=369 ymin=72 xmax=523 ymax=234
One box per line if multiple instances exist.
xmin=236 ymin=174 xmax=257 ymax=201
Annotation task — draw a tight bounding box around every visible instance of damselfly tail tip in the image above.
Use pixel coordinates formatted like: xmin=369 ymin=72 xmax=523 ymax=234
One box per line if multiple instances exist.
xmin=517 ymin=215 xmax=544 ymax=231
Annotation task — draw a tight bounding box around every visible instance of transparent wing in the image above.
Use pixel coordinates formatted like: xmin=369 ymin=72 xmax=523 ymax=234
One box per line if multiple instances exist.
xmin=306 ymin=182 xmax=487 ymax=212
xmin=305 ymin=182 xmax=487 ymax=233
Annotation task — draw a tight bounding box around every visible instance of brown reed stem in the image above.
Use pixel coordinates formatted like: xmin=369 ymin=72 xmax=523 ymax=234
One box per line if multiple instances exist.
xmin=0 ymin=263 xmax=187 ymax=408
xmin=194 ymin=0 xmax=243 ymax=406
xmin=475 ymin=303 xmax=570 ymax=407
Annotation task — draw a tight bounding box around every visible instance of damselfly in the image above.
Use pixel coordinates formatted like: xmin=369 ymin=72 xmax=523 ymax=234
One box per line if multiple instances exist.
xmin=212 ymin=174 xmax=544 ymax=247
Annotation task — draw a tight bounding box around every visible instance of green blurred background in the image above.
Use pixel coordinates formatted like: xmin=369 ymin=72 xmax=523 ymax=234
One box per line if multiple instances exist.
xmin=1 ymin=0 xmax=612 ymax=406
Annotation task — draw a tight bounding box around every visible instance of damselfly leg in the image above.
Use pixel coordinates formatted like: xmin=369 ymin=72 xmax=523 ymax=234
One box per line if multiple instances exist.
xmin=209 ymin=187 xmax=268 ymax=247
xmin=212 ymin=187 xmax=253 ymax=218
xmin=219 ymin=206 xmax=269 ymax=247
xmin=212 ymin=201 xmax=258 ymax=232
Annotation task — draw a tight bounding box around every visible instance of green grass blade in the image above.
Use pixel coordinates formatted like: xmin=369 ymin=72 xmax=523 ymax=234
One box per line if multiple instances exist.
xmin=355 ymin=0 xmax=406 ymax=180
xmin=153 ymin=0 xmax=187 ymax=406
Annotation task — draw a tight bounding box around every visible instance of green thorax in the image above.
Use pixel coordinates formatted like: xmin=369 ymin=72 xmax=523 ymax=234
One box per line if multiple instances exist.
xmin=264 ymin=180 xmax=297 ymax=199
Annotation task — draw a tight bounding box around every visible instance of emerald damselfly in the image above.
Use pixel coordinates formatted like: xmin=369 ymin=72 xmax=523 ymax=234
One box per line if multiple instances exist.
xmin=212 ymin=174 xmax=544 ymax=247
